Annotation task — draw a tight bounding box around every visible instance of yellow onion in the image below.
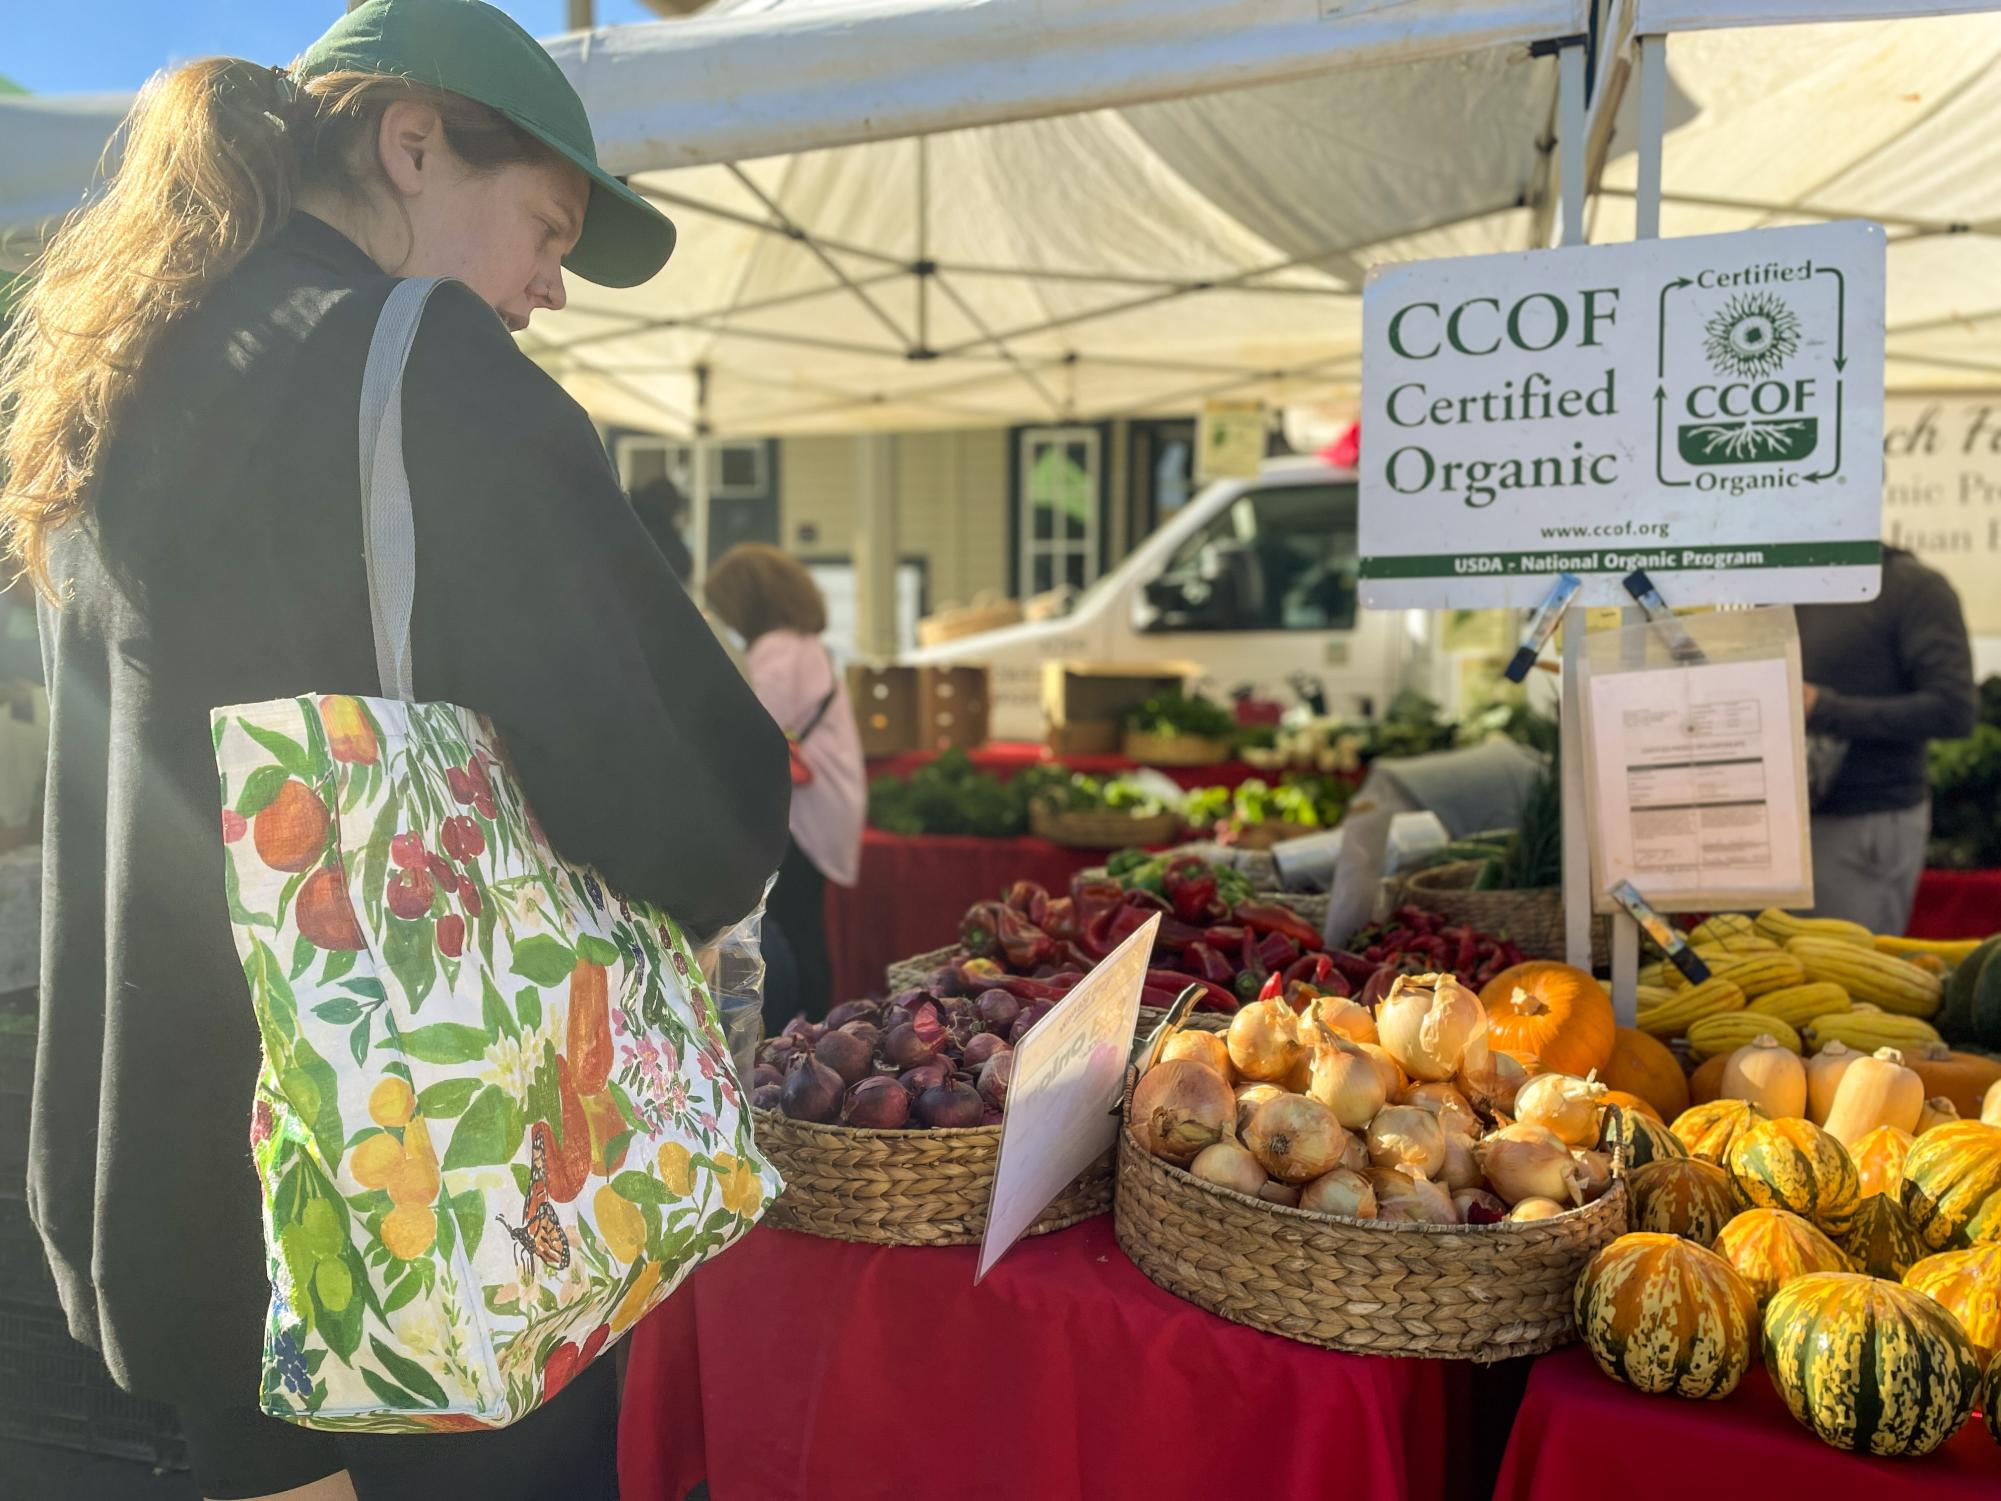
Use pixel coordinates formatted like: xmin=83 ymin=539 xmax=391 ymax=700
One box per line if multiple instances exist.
xmin=1507 ymin=1196 xmax=1569 ymax=1222
xmin=1437 ymin=1131 xmax=1484 ymax=1192
xmin=1282 ymin=1051 xmax=1314 ymax=1095
xmin=1461 ymin=1049 xmax=1529 ymax=1113
xmin=1366 ymin=1166 xmax=1459 ymax=1224
xmin=1339 ymin=1130 xmax=1370 ymax=1173
xmin=1571 ymin=1148 xmax=1613 ymax=1201
xmin=1257 ymin=1180 xmax=1300 ymax=1207
xmin=1512 ymin=1071 xmax=1608 ymax=1148
xmin=1364 ymin=1105 xmax=1446 ymax=1178
xmin=1244 ymin=1094 xmax=1350 ymax=1184
xmin=1453 ymin=1186 xmax=1508 ymax=1223
xmin=1159 ymin=1029 xmax=1236 ymax=1087
xmin=1307 ymin=1039 xmax=1388 ymax=1128
xmin=1376 ymin=973 xmax=1487 ymax=1082
xmin=1358 ymin=1042 xmax=1408 ymax=1099
xmin=1479 ymin=1122 xmax=1587 ymax=1207
xmin=1299 ymin=1166 xmax=1377 ymax=1219
xmin=1303 ymin=996 xmax=1378 ymax=1046
xmin=1132 ymin=1059 xmax=1237 ymax=1165
xmin=1227 ymin=997 xmax=1304 ymax=1083
xmin=1399 ymin=1081 xmax=1479 ymax=1139
xmin=1188 ymin=1141 xmax=1266 ymax=1197
xmin=1233 ymin=1082 xmax=1287 ymax=1141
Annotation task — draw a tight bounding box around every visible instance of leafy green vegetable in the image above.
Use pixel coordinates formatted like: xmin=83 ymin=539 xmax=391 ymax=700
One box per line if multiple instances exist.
xmin=1183 ymin=774 xmax=1353 ymax=836
xmin=1122 ymin=690 xmax=1237 ymax=741
xmin=1928 ymin=677 xmax=2001 ymax=869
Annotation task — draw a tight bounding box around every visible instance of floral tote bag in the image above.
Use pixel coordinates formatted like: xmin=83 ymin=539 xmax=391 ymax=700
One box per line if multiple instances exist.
xmin=212 ymin=277 xmax=780 ymax=1431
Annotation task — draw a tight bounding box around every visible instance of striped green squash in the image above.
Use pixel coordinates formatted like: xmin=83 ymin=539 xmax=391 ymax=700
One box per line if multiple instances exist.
xmin=1982 ymin=1357 xmax=2001 ymax=1446
xmin=1764 ymin=1272 xmax=1982 ymax=1456
xmin=1575 ymin=1232 xmax=1759 ymax=1399
xmin=1726 ymin=1117 xmax=1859 ymax=1236
xmin=1900 ymin=1121 xmax=2001 ymax=1251
xmin=1840 ymin=1194 xmax=1928 ymax=1282
xmin=1598 ymin=1103 xmax=1687 ymax=1172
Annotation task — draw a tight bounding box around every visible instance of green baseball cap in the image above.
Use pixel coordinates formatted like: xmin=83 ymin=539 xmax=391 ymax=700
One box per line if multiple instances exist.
xmin=297 ymin=0 xmax=674 ymax=288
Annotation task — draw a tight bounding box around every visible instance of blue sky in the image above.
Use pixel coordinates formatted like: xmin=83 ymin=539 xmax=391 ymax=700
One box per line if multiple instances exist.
xmin=7 ymin=2 xmax=660 ymax=94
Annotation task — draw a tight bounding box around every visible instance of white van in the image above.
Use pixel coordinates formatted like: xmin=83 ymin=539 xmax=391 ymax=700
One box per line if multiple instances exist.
xmin=904 ymin=454 xmax=1435 ymax=740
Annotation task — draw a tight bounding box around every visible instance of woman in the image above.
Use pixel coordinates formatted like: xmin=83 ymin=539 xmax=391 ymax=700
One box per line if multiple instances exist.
xmin=0 ymin=3 xmax=789 ymax=1498
xmin=704 ymin=546 xmax=865 ymax=1026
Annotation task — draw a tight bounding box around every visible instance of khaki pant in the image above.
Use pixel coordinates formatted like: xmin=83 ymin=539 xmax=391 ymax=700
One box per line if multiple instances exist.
xmin=1808 ymin=800 xmax=1931 ymax=935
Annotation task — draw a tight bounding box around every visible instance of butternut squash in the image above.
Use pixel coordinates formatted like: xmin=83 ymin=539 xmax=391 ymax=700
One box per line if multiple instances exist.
xmin=1906 ymin=1047 xmax=2001 ymax=1120
xmin=1917 ymin=1096 xmax=1961 ymax=1135
xmin=1806 ymin=1041 xmax=1862 ymax=1125
xmin=1823 ymin=1048 xmax=1925 ymax=1148
xmin=1719 ymin=1035 xmax=1807 ymax=1119
xmin=1985 ymin=1079 xmax=2001 ymax=1129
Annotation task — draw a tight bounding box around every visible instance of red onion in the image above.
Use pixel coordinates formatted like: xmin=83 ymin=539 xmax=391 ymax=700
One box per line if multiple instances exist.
xmin=779 ymin=1054 xmax=843 ymax=1122
xmin=842 ymin=1076 xmax=911 ymax=1130
xmin=909 ymin=1001 xmax=948 ymax=1051
xmin=982 ymin=1107 xmax=1004 ymax=1127
xmin=900 ymin=1058 xmax=952 ymax=1096
xmin=751 ymin=1083 xmax=784 ymax=1111
xmin=883 ymin=1023 xmax=938 ymax=1070
xmin=975 ymin=989 xmax=1021 ymax=1033
xmin=961 ymin=1033 xmax=1008 ymax=1071
xmin=925 ymin=965 xmax=967 ymax=997
xmin=780 ymin=1015 xmax=824 ymax=1049
xmin=813 ymin=1028 xmax=874 ymax=1088
xmin=1009 ymin=1003 xmax=1053 ymax=1045
xmin=887 ymin=987 xmax=934 ymax=1012
xmin=753 ymin=1063 xmax=783 ymax=1091
xmin=915 ymin=1081 xmax=985 ymax=1129
xmin=837 ymin=1020 xmax=884 ymax=1057
xmin=977 ymin=1051 xmax=1014 ymax=1112
xmin=759 ymin=1035 xmax=799 ymax=1068
xmin=824 ymin=999 xmax=883 ymax=1031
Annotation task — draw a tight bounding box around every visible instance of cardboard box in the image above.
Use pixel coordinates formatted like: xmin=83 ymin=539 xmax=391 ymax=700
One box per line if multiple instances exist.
xmin=848 ymin=665 xmax=920 ymax=757
xmin=916 ymin=665 xmax=989 ymax=751
xmin=1041 ymin=661 xmax=1198 ymax=758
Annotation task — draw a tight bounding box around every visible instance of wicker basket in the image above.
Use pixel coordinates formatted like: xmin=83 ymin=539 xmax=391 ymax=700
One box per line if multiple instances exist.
xmin=1121 ymin=729 xmax=1232 ymax=767
xmin=1113 ymin=1091 xmax=1629 ymax=1361
xmin=1029 ymin=804 xmax=1183 ymax=850
xmin=752 ymin=1109 xmax=1110 ymax=1246
xmin=884 ymin=944 xmax=966 ymax=997
xmin=1228 ymin=820 xmax=1317 ymax=852
xmin=1391 ymin=860 xmax=1609 ymax=968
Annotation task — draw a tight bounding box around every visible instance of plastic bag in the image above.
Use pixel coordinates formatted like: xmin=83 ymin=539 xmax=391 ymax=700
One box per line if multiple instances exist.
xmin=700 ymin=874 xmax=776 ymax=1082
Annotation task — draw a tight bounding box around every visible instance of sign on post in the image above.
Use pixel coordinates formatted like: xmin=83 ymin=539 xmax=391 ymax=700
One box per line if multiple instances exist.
xmin=1196 ymin=400 xmax=1267 ymax=481
xmin=1360 ymin=221 xmax=1886 ymax=608
xmin=976 ymin=914 xmax=1157 ymax=1281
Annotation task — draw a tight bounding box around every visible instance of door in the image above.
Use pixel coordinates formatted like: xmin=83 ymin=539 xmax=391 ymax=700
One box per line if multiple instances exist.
xmin=614 ymin=436 xmax=779 ymax=567
xmin=1128 ymin=418 xmax=1197 ymax=544
xmin=1128 ymin=480 xmax=1371 ymax=709
xmin=1013 ymin=426 xmax=1104 ymax=599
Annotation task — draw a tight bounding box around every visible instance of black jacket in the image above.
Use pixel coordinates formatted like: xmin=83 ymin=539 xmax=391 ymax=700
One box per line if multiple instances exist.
xmin=32 ymin=214 xmax=789 ymax=1400
xmin=1797 ymin=546 xmax=1977 ymax=816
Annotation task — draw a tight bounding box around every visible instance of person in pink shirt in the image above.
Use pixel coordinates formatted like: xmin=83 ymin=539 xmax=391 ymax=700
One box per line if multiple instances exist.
xmin=706 ymin=545 xmax=865 ymax=1022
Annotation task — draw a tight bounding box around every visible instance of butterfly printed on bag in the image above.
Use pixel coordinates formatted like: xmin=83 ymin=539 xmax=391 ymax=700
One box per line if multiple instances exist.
xmin=497 ymin=1127 xmax=570 ymax=1273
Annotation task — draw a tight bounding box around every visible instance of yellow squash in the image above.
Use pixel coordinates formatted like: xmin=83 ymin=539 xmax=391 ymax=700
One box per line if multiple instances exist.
xmin=1688 ymin=1015 xmax=1801 ymax=1063
xmin=1664 ymin=950 xmax=1806 ymax=999
xmin=1755 ymin=909 xmax=1875 ymax=949
xmin=1636 ymin=979 xmax=1747 ymax=1040
xmin=1747 ymin=983 xmax=1852 ymax=1030
xmin=1786 ymin=937 xmax=1942 ymax=1019
xmin=1802 ymin=1009 xmax=1942 ymax=1057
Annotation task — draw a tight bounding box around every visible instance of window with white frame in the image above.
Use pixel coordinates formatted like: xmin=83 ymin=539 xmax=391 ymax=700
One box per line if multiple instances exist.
xmin=1016 ymin=426 xmax=1102 ymax=597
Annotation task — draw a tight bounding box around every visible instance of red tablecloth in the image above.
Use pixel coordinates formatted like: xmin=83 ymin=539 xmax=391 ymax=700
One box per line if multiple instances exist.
xmin=824 ymin=830 xmax=1103 ymax=1001
xmin=867 ymin=740 xmax=1270 ymax=792
xmin=1907 ymin=868 xmax=2001 ymax=939
xmin=1495 ymin=1345 xmax=2001 ymax=1501
xmin=619 ymin=1215 xmax=1458 ymax=1501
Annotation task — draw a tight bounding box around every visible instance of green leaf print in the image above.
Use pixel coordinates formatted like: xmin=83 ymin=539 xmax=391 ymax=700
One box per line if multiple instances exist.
xmin=481 ymin=974 xmax=520 ymax=1042
xmin=384 ymin=918 xmax=437 ymax=1011
xmin=450 ymin=1189 xmax=486 ymax=1259
xmin=440 ymin=1086 xmax=518 ymax=1170
xmin=290 ymin=933 xmax=317 ymax=982
xmin=238 ymin=720 xmax=315 ymax=781
xmin=611 ymin=1171 xmax=670 ymax=1206
xmin=235 ymin=764 xmax=292 ymax=818
xmin=369 ymin=1338 xmax=449 ymax=1408
xmin=313 ymin=998 xmax=363 ymax=1026
xmin=576 ymin=935 xmax=620 ymax=968
xmin=348 ymin=1019 xmax=371 ymax=1069
xmin=360 ymin=1369 xmax=422 ymax=1411
xmin=339 ymin=977 xmax=387 ymax=1002
xmin=381 ymin=1275 xmax=423 ymax=1316
xmin=288 ymin=1032 xmax=346 ymax=1170
xmin=510 ymin=935 xmax=577 ymax=988
xmin=320 ymin=948 xmax=358 ymax=985
xmin=226 ymin=855 xmax=276 ymax=930
xmin=515 ymin=988 xmax=542 ymax=1033
xmin=415 ymin=1078 xmax=480 ymax=1118
xmin=393 ymin=1023 xmax=490 ymax=1066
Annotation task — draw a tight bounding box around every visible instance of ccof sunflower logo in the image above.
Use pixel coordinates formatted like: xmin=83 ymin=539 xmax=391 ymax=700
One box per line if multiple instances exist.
xmin=1703 ymin=291 xmax=1801 ymax=379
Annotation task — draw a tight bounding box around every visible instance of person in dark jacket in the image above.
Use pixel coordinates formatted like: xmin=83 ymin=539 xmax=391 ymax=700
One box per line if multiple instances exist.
xmin=0 ymin=4 xmax=788 ymax=1498
xmin=1797 ymin=546 xmax=1977 ymax=934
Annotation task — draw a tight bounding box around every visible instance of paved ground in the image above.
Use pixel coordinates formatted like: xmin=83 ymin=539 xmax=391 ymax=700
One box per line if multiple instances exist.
xmin=0 ymin=1438 xmax=200 ymax=1501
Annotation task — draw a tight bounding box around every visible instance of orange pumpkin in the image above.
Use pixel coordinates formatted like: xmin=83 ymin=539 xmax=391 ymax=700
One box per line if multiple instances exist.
xmin=1602 ymin=1026 xmax=1690 ymax=1121
xmin=1602 ymin=1089 xmax=1663 ymax=1123
xmin=1480 ymin=962 xmax=1616 ymax=1079
xmin=1690 ymin=1052 xmax=1729 ymax=1105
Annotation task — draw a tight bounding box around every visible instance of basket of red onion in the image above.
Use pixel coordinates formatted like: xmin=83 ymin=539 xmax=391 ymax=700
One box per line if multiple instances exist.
xmin=749 ymin=990 xmax=1111 ymax=1246
xmin=1112 ymin=973 xmax=1629 ymax=1361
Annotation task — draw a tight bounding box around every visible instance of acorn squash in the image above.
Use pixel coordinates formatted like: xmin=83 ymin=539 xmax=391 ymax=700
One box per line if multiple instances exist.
xmin=1670 ymin=1099 xmax=1769 ymax=1167
xmin=1763 ymin=1272 xmax=1982 ymax=1456
xmin=1712 ymin=1208 xmax=1851 ymax=1309
xmin=1575 ymin=1232 xmax=1759 ymax=1399
xmin=1900 ymin=1121 xmax=2001 ymax=1251
xmin=1630 ymin=1156 xmax=1740 ymax=1245
xmin=1598 ymin=1102 xmax=1687 ymax=1173
xmin=1841 ymin=1194 xmax=1929 ymax=1281
xmin=1725 ymin=1116 xmax=1860 ymax=1236
xmin=1982 ymin=1357 xmax=2001 ymax=1446
xmin=1903 ymin=1244 xmax=2001 ymax=1369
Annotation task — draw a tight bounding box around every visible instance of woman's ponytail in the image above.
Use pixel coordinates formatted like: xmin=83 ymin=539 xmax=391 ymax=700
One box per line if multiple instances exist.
xmin=1 ymin=57 xmax=300 ymax=598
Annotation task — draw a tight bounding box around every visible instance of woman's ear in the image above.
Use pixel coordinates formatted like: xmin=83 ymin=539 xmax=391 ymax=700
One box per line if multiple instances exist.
xmin=375 ymin=99 xmax=444 ymax=199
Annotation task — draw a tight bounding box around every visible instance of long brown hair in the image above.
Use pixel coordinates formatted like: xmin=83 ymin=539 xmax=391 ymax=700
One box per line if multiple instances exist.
xmin=705 ymin=545 xmax=829 ymax=643
xmin=0 ymin=59 xmax=553 ymax=599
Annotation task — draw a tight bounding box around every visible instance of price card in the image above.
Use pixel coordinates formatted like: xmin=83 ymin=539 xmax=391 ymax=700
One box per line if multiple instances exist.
xmin=976 ymin=914 xmax=1158 ymax=1281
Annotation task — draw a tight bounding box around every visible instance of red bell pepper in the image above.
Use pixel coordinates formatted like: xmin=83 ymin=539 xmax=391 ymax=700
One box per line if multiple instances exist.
xmin=1041 ymin=896 xmax=1080 ymax=942
xmin=1234 ymin=903 xmax=1324 ymax=950
xmin=1255 ymin=930 xmax=1301 ymax=973
xmin=1004 ymin=880 xmax=1051 ymax=927
xmin=1071 ymin=880 xmax=1126 ymax=925
xmin=1257 ymin=971 xmax=1286 ymax=1003
xmin=1145 ymin=969 xmax=1237 ymax=1012
xmin=961 ymin=900 xmax=1007 ymax=960
xmin=1187 ymin=942 xmax=1236 ymax=988
xmin=1163 ymin=856 xmax=1219 ymax=925
xmin=996 ymin=906 xmax=1055 ymax=971
xmin=1154 ymin=917 xmax=1211 ymax=952
xmin=1324 ymin=948 xmax=1382 ymax=987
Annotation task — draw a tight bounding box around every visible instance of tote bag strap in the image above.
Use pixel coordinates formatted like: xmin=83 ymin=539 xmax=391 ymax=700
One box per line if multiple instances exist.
xmin=356 ymin=276 xmax=452 ymax=702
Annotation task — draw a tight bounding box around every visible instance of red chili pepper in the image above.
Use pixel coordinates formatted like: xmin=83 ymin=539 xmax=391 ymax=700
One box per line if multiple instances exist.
xmin=960 ymin=900 xmax=1007 ymax=960
xmin=1163 ymin=858 xmax=1220 ymax=925
xmin=1258 ymin=971 xmax=1286 ymax=1003
xmin=1188 ymin=942 xmax=1236 ymax=988
xmin=1234 ymin=902 xmax=1324 ymax=950
xmin=1141 ymin=984 xmax=1186 ymax=1011
xmin=995 ymin=907 xmax=1055 ymax=970
xmin=1200 ymin=924 xmax=1247 ymax=949
xmin=1081 ymin=907 xmax=1119 ymax=961
xmin=968 ymin=971 xmax=1068 ymax=1001
xmin=1155 ymin=917 xmax=1210 ymax=951
xmin=1072 ymin=880 xmax=1126 ymax=926
xmin=1004 ymin=880 xmax=1051 ymax=927
xmin=1455 ymin=926 xmax=1477 ymax=975
xmin=1040 ymin=896 xmax=1080 ymax=942
xmin=1053 ymin=940 xmax=1098 ymax=973
xmin=1255 ymin=930 xmax=1300 ymax=972
xmin=1325 ymin=949 xmax=1379 ymax=987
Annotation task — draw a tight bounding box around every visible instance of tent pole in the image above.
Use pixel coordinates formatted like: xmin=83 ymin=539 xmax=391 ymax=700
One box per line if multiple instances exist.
xmin=691 ymin=366 xmax=712 ymax=591
xmin=916 ymin=137 xmax=930 ymax=355
xmin=854 ymin=435 xmax=900 ymax=659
